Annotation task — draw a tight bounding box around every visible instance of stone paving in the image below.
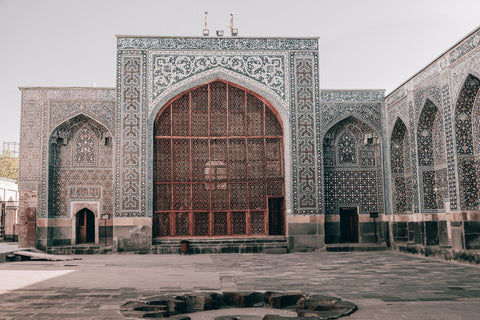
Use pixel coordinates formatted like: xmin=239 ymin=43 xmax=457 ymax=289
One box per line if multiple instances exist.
xmin=0 ymin=251 xmax=479 ymax=319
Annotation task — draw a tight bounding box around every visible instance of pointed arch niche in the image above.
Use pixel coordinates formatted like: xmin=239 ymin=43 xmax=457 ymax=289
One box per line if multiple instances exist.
xmin=152 ymin=80 xmax=286 ymax=238
xmin=323 ymin=116 xmax=383 ymax=215
xmin=390 ymin=118 xmax=412 ymax=214
xmin=417 ymin=100 xmax=447 ymax=211
xmin=455 ymin=74 xmax=480 ymax=210
xmin=48 ymin=114 xmax=113 ymax=220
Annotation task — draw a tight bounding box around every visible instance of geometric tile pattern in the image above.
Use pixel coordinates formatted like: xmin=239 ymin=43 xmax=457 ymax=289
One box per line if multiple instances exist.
xmin=291 ymin=54 xmax=320 ymax=214
xmin=150 ymin=52 xmax=287 ymax=102
xmin=441 ymin=79 xmax=458 ymax=211
xmin=323 ymin=116 xmax=383 ymax=214
xmin=417 ymin=99 xmax=447 ymax=211
xmin=455 ymin=74 xmax=480 ymax=155
xmin=456 ymin=74 xmax=480 ymax=210
xmin=390 ymin=118 xmax=413 ymax=213
xmin=117 ymin=52 xmax=148 ymax=217
xmin=48 ymin=115 xmax=113 ymax=218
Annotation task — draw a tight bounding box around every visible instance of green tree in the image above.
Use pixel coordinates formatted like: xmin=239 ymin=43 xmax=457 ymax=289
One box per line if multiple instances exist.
xmin=0 ymin=150 xmax=18 ymax=181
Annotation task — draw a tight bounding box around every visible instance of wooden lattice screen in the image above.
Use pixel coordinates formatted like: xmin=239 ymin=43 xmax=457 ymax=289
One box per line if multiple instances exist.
xmin=153 ymin=81 xmax=285 ymax=237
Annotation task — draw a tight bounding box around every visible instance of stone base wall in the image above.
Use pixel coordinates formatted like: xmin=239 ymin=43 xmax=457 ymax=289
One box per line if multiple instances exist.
xmin=387 ymin=212 xmax=480 ymax=250
xmin=286 ymin=215 xmax=325 ymax=252
xmin=113 ymin=218 xmax=152 ymax=253
xmin=323 ymin=214 xmax=388 ymax=244
xmin=17 ymin=190 xmax=37 ymax=248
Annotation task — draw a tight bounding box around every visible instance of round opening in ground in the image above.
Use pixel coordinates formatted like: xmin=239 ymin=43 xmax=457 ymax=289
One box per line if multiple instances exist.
xmin=120 ymin=291 xmax=357 ymax=319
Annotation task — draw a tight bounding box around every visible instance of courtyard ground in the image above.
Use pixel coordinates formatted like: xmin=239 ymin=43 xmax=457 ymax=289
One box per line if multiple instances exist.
xmin=0 ymin=248 xmax=479 ymax=319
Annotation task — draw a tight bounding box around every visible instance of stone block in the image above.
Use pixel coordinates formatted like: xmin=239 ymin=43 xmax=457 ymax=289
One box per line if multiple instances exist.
xmin=408 ymin=221 xmax=416 ymax=242
xmin=288 ymin=223 xmax=318 ymax=235
xmin=290 ymin=235 xmax=324 ymax=251
xmin=48 ymin=226 xmax=72 ymax=239
xmin=359 ymin=222 xmax=375 ymax=234
xmin=464 ymin=221 xmax=480 ymax=234
xmin=393 ymin=222 xmax=408 ymax=241
xmin=223 ymin=292 xmax=264 ymax=308
xmin=267 ymin=293 xmax=304 ymax=309
xmin=414 ymin=222 xmax=424 ymax=245
xmin=115 ymin=225 xmax=152 ymax=252
xmin=438 ymin=221 xmax=449 ymax=246
xmin=451 ymin=227 xmax=464 ymax=250
xmin=465 ymin=234 xmax=480 ymax=249
xmin=324 ymin=222 xmax=339 ymax=235
xmin=425 ymin=221 xmax=439 ymax=246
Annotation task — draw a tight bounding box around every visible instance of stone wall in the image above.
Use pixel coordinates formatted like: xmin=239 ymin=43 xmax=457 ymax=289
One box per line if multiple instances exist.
xmin=385 ymin=27 xmax=480 ymax=252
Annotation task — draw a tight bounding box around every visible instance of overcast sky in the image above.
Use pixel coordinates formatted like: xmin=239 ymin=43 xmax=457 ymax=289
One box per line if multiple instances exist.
xmin=1 ymin=0 xmax=479 ymax=144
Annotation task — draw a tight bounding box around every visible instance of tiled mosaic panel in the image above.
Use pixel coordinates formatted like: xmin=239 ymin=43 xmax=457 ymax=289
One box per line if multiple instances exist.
xmin=48 ymin=115 xmax=113 ymax=218
xmin=417 ymin=100 xmax=445 ymax=166
xmin=455 ymin=75 xmax=480 ymax=155
xmin=151 ymin=53 xmax=287 ymax=103
xmin=459 ymin=159 xmax=479 ymax=209
xmin=441 ymin=81 xmax=458 ymax=210
xmin=324 ymin=169 xmax=383 ymax=214
xmin=118 ymin=52 xmax=147 ymax=216
xmin=455 ymin=74 xmax=480 ymax=210
xmin=407 ymin=101 xmax=420 ymax=213
xmin=421 ymin=168 xmax=448 ymax=211
xmin=323 ymin=116 xmax=379 ymax=169
xmin=323 ymin=116 xmax=383 ymax=214
xmin=291 ymin=54 xmax=320 ymax=214
xmin=390 ymin=118 xmax=413 ymax=213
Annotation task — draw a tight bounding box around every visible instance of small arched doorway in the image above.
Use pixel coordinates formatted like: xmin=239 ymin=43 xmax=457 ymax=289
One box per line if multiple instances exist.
xmin=76 ymin=208 xmax=95 ymax=244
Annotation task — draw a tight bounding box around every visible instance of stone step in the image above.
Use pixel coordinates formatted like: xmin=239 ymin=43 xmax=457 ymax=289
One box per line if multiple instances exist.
xmin=152 ymin=236 xmax=289 ymax=254
xmin=325 ymin=243 xmax=388 ymax=252
xmin=46 ymin=245 xmax=113 ymax=255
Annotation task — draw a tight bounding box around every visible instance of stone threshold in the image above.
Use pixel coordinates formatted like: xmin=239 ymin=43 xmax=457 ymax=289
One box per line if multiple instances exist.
xmin=325 ymin=243 xmax=388 ymax=252
xmin=395 ymin=242 xmax=480 ymax=264
xmin=153 ymin=236 xmax=289 ymax=254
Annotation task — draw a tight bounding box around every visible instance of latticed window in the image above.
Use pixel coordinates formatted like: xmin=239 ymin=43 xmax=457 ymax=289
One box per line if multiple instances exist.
xmin=153 ymin=80 xmax=285 ymax=237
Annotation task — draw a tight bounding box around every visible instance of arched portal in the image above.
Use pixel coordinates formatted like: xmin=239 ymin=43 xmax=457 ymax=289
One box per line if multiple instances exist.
xmin=323 ymin=116 xmax=382 ymax=243
xmin=390 ymin=118 xmax=412 ymax=214
xmin=153 ymin=80 xmax=285 ymax=238
xmin=76 ymin=208 xmax=95 ymax=243
xmin=455 ymin=74 xmax=480 ymax=210
xmin=417 ymin=100 xmax=447 ymax=211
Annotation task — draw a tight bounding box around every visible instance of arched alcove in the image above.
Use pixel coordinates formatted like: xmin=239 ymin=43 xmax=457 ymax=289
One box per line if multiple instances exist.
xmin=323 ymin=116 xmax=383 ymax=243
xmin=417 ymin=100 xmax=447 ymax=211
xmin=48 ymin=114 xmax=113 ymax=219
xmin=153 ymin=80 xmax=285 ymax=238
xmin=390 ymin=118 xmax=412 ymax=214
xmin=455 ymin=74 xmax=480 ymax=210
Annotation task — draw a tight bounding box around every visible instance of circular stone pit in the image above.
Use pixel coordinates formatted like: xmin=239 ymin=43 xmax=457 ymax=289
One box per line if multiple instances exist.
xmin=119 ymin=291 xmax=357 ymax=319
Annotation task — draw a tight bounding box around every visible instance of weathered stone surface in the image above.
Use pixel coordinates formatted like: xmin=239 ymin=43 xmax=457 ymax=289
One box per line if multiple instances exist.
xmin=223 ymin=291 xmax=265 ymax=308
xmin=119 ymin=291 xmax=357 ymax=319
xmin=296 ymin=296 xmax=357 ymax=319
xmin=267 ymin=293 xmax=305 ymax=309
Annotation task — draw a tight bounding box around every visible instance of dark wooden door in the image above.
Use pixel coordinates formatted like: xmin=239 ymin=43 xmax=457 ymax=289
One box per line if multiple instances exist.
xmin=268 ymin=197 xmax=285 ymax=235
xmin=340 ymin=207 xmax=358 ymax=243
xmin=76 ymin=209 xmax=95 ymax=244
